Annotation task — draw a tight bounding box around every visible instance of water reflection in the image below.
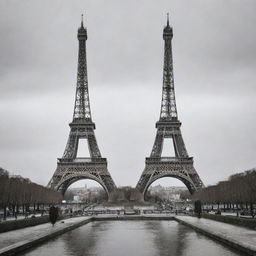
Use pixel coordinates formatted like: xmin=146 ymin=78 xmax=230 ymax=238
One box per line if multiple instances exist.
xmin=144 ymin=221 xmax=187 ymax=255
xmin=20 ymin=221 xmax=246 ymax=256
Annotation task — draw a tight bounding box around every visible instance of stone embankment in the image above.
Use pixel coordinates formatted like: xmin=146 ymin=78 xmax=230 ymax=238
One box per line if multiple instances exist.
xmin=0 ymin=216 xmax=91 ymax=255
xmin=202 ymin=213 xmax=256 ymax=230
xmin=175 ymin=216 xmax=256 ymax=256
xmin=0 ymin=216 xmax=50 ymax=233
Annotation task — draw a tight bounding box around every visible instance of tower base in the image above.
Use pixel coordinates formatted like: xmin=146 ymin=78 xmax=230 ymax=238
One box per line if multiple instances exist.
xmin=48 ymin=158 xmax=116 ymax=199
xmin=136 ymin=157 xmax=203 ymax=200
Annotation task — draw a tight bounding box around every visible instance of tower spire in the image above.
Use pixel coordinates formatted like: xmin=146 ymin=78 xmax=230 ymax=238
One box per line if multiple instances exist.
xmin=159 ymin=14 xmax=177 ymax=122
xmin=73 ymin=16 xmax=91 ymax=123
xmin=81 ymin=14 xmax=84 ymax=27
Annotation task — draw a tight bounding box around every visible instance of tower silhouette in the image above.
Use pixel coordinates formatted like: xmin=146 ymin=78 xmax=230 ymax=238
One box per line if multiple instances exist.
xmin=136 ymin=15 xmax=204 ymax=198
xmin=48 ymin=16 xmax=116 ymax=197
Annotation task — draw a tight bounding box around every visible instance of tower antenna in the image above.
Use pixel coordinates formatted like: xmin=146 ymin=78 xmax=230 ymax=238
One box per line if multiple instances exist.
xmin=81 ymin=14 xmax=84 ymax=26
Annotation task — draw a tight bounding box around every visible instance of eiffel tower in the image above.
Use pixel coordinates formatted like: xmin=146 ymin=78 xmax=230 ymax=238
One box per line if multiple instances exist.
xmin=136 ymin=15 xmax=204 ymax=198
xmin=48 ymin=16 xmax=116 ymax=197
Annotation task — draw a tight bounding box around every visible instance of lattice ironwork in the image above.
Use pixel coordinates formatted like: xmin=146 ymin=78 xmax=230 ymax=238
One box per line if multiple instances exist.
xmin=73 ymin=19 xmax=91 ymax=121
xmin=136 ymin=15 xmax=204 ymax=197
xmin=160 ymin=15 xmax=178 ymax=121
xmin=48 ymin=16 xmax=116 ymax=196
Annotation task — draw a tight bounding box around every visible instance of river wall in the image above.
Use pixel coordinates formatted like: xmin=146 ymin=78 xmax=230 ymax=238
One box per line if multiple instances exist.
xmin=202 ymin=213 xmax=256 ymax=230
xmin=0 ymin=216 xmax=49 ymax=233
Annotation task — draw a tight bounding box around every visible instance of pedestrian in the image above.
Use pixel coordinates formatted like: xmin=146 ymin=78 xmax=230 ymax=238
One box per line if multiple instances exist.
xmin=49 ymin=206 xmax=58 ymax=227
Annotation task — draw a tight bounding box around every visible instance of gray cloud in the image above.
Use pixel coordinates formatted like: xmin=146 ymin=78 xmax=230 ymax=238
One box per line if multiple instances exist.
xmin=0 ymin=0 xmax=255 ymax=188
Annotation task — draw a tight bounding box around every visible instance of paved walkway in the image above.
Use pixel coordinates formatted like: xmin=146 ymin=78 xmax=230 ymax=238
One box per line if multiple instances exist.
xmin=0 ymin=216 xmax=91 ymax=255
xmin=175 ymin=216 xmax=256 ymax=255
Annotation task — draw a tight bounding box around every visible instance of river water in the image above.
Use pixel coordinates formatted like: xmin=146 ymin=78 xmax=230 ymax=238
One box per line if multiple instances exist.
xmin=21 ymin=221 xmax=244 ymax=256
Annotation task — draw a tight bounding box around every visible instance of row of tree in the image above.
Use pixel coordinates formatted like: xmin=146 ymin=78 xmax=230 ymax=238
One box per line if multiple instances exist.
xmin=0 ymin=167 xmax=62 ymax=219
xmin=193 ymin=168 xmax=256 ymax=214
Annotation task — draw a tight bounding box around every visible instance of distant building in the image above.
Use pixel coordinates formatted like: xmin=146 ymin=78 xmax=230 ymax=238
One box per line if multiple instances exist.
xmin=73 ymin=195 xmax=80 ymax=202
xmin=68 ymin=186 xmax=104 ymax=202
xmin=148 ymin=185 xmax=187 ymax=202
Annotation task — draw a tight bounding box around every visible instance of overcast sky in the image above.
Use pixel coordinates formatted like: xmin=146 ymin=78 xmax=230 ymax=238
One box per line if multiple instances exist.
xmin=0 ymin=0 xmax=255 ymax=188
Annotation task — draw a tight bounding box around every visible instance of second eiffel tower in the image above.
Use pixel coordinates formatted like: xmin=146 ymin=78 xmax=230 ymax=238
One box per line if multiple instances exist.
xmin=136 ymin=15 xmax=204 ymax=200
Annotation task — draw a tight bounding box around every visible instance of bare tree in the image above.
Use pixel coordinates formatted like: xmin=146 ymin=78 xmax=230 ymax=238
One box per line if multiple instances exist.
xmin=0 ymin=168 xmax=62 ymax=219
xmin=193 ymin=168 xmax=256 ymax=217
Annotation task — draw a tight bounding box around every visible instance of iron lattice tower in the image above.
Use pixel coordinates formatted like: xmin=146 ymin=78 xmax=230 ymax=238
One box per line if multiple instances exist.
xmin=136 ymin=15 xmax=204 ymax=197
xmin=48 ymin=16 xmax=116 ymax=196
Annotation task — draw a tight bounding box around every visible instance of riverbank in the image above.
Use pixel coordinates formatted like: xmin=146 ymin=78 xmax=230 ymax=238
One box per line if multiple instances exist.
xmin=0 ymin=216 xmax=50 ymax=233
xmin=202 ymin=213 xmax=256 ymax=230
xmin=175 ymin=216 xmax=256 ymax=256
xmin=0 ymin=215 xmax=255 ymax=255
xmin=0 ymin=216 xmax=91 ymax=255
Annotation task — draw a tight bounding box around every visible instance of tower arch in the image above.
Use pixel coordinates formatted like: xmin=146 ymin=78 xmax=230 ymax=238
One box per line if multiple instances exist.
xmin=57 ymin=175 xmax=109 ymax=197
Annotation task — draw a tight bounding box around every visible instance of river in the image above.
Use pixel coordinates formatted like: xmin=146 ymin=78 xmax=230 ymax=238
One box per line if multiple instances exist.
xmin=20 ymin=220 xmax=245 ymax=256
